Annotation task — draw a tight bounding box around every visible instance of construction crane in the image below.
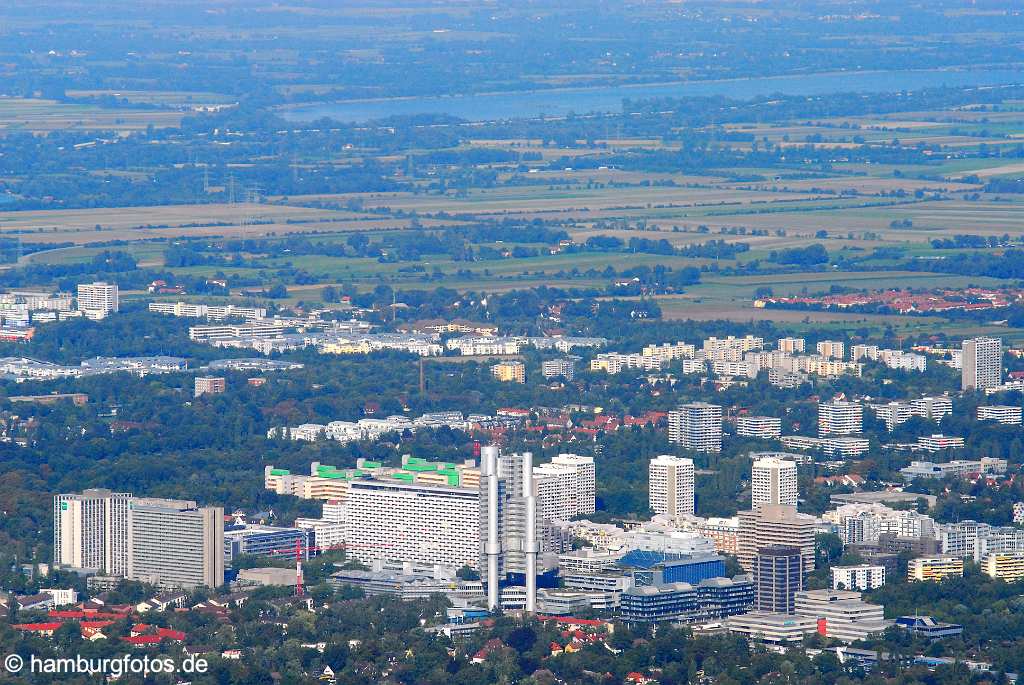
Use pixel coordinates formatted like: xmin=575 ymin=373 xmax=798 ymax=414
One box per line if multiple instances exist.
xmin=272 ymin=540 xmax=393 ymax=596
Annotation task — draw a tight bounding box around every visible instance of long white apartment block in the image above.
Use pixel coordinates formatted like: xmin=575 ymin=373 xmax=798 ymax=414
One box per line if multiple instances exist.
xmin=189 ymin=321 xmax=290 ymax=342
xmin=641 ymin=341 xmax=695 ymax=362
xmin=343 ymin=479 xmax=484 ymax=570
xmin=649 ymin=455 xmax=695 ymax=517
xmin=149 ymin=301 xmax=267 ymax=321
xmin=831 ymin=565 xmax=886 ymax=591
xmin=703 ymin=335 xmax=764 ymax=354
xmin=533 ymin=454 xmax=597 ymax=521
xmin=978 ymin=405 xmax=1023 ymax=425
xmin=736 ymin=415 xmax=782 ymax=439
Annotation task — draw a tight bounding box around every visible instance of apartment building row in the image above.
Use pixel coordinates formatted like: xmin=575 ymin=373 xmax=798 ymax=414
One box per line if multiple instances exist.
xmin=54 ymin=490 xmax=223 ymax=590
xmin=268 ymin=410 xmax=522 ymax=444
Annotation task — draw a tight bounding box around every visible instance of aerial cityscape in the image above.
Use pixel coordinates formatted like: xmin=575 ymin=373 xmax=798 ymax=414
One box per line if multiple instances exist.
xmin=5 ymin=1 xmax=1024 ymax=683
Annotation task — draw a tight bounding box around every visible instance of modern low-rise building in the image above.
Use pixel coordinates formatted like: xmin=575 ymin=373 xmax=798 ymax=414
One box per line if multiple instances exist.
xmin=620 ymin=575 xmax=754 ymax=624
xmin=977 ymin=405 xmax=1023 ymax=425
xmin=895 ymin=615 xmax=964 ymax=640
xmin=901 ymin=457 xmax=1006 ymax=481
xmin=907 ymin=556 xmax=964 ymax=582
xmin=982 ymin=552 xmax=1024 ymax=581
xmin=831 ymin=564 xmax=886 ymax=591
xmin=736 ymin=416 xmax=782 ymax=440
xmin=794 ymin=589 xmax=893 ymax=643
xmin=722 ymin=612 xmax=818 ymax=644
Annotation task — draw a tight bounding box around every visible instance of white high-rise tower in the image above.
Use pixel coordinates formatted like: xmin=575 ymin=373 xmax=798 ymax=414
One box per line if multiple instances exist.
xmin=751 ymin=457 xmax=798 ymax=509
xmin=649 ymin=455 xmax=695 ymax=517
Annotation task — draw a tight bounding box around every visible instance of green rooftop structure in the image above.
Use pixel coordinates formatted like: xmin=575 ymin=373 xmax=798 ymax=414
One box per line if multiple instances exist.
xmin=403 ymin=460 xmax=440 ymax=472
xmin=269 ymin=468 xmax=290 ymax=476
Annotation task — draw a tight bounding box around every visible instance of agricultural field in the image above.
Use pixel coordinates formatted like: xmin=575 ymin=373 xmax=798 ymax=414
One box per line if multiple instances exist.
xmin=4 ymin=73 xmax=1024 ymax=342
xmin=0 ymin=98 xmax=184 ymax=133
xmin=0 ymin=203 xmax=460 ymax=245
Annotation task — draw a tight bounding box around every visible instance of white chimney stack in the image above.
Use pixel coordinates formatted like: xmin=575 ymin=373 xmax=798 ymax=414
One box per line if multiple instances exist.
xmin=522 ymin=453 xmax=538 ymax=614
xmin=482 ymin=445 xmax=501 ymax=611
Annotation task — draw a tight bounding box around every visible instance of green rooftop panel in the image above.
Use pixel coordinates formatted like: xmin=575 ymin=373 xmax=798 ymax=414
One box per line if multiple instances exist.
xmin=361 ymin=460 xmax=383 ymax=469
xmin=392 ymin=472 xmax=415 ymax=482
xmin=403 ymin=461 xmax=439 ymax=472
xmin=269 ymin=469 xmax=290 ymax=476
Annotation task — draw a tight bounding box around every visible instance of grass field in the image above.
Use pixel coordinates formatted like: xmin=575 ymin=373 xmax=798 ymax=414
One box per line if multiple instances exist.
xmin=0 ymin=98 xmax=184 ymax=132
xmin=0 ymin=203 xmax=464 ymax=245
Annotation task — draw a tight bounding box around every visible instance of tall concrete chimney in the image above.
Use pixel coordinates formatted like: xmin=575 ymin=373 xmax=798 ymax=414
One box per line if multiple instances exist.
xmin=482 ymin=445 xmax=501 ymax=611
xmin=522 ymin=453 xmax=539 ymax=613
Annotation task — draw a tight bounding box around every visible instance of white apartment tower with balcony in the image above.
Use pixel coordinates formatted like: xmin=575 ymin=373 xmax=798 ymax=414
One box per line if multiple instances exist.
xmin=54 ymin=489 xmax=133 ymax=576
xmin=77 ymin=282 xmax=119 ymax=320
xmin=818 ymin=400 xmax=863 ymax=437
xmin=751 ymin=457 xmax=798 ymax=509
xmin=649 ymin=455 xmax=695 ymax=517
xmin=668 ymin=402 xmax=723 ymax=452
xmin=962 ymin=337 xmax=1002 ymax=391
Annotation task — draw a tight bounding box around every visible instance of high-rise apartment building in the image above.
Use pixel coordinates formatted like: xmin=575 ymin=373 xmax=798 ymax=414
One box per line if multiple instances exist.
xmin=541 ymin=358 xmax=577 ymax=381
xmin=532 ymin=453 xmax=596 ymax=520
xmin=911 ymin=395 xmax=953 ymax=421
xmin=53 ymin=489 xmax=133 ymax=576
xmin=491 ymin=360 xmax=526 ymax=384
xmin=818 ymin=400 xmax=863 ymax=437
xmin=194 ymin=376 xmax=226 ymax=397
xmin=777 ymin=337 xmax=806 ymax=354
xmin=831 ymin=564 xmax=886 ymax=591
xmin=76 ymin=282 xmax=119 ymax=320
xmin=816 ymin=340 xmax=845 ymax=360
xmin=343 ymin=478 xmax=483 ymax=570
xmin=737 ymin=504 xmax=816 ymax=576
xmin=649 ymin=455 xmax=695 ymax=517
xmin=668 ymin=402 xmax=722 ymax=452
xmin=751 ymin=457 xmax=798 ymax=509
xmin=755 ymin=546 xmax=804 ymax=613
xmin=128 ymin=498 xmax=224 ymax=589
xmin=962 ymin=337 xmax=1002 ymax=391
